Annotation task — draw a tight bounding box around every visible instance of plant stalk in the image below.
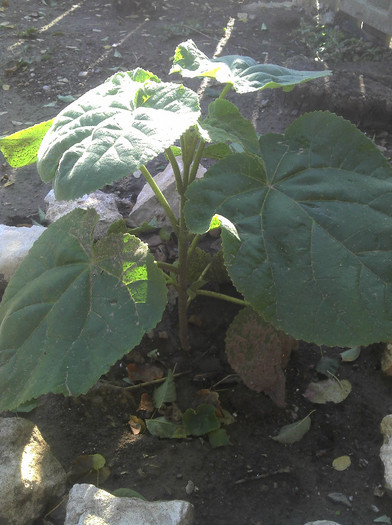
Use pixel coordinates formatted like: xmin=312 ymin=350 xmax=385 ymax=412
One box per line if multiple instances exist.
xmin=195 ymin=289 xmax=249 ymax=307
xmin=140 ymin=164 xmax=179 ymax=235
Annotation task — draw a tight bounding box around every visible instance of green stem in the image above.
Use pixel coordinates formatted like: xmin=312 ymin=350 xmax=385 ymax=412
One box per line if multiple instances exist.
xmin=189 ymin=140 xmax=206 ymax=184
xmin=187 ymin=233 xmax=200 ymax=260
xmin=195 ymin=289 xmax=249 ymax=307
xmin=156 ymin=261 xmax=179 ymax=274
xmin=219 ymin=83 xmax=233 ymax=100
xmin=139 ymin=165 xmax=179 ymax=236
xmin=177 ymin=193 xmax=190 ymax=351
xmin=165 ymin=148 xmax=183 ymax=194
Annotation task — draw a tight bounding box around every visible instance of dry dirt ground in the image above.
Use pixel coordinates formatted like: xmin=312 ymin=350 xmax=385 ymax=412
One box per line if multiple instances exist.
xmin=1 ymin=1 xmax=392 ymax=524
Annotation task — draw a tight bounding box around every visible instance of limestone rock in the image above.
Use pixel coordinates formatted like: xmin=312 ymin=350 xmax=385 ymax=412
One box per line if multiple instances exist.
xmin=128 ymin=158 xmax=206 ymax=228
xmin=0 ymin=224 xmax=45 ymax=282
xmin=65 ymin=483 xmax=195 ymax=525
xmin=45 ymin=189 xmax=123 ymax=237
xmin=304 ymin=522 xmax=343 ymax=525
xmin=380 ymin=414 xmax=392 ymax=495
xmin=0 ymin=417 xmax=67 ymax=525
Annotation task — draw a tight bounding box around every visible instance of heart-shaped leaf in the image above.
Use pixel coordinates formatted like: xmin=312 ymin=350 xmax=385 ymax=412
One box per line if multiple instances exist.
xmin=182 ymin=404 xmax=221 ymax=436
xmin=225 ymin=307 xmax=296 ymax=406
xmin=185 ymin=111 xmax=392 ymax=346
xmin=0 ymin=208 xmax=167 ymax=411
xmin=146 ymin=417 xmax=187 ymax=439
xmin=37 ymin=69 xmax=200 ymax=200
xmin=171 ymin=40 xmax=331 ymax=93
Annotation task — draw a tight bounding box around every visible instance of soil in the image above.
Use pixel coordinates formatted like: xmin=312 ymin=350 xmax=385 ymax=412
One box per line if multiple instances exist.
xmin=1 ymin=1 xmax=392 ymax=524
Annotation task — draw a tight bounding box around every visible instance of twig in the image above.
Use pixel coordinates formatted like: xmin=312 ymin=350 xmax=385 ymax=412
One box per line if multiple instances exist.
xmin=234 ymin=466 xmax=292 ymax=485
xmin=98 ymin=370 xmax=190 ymax=391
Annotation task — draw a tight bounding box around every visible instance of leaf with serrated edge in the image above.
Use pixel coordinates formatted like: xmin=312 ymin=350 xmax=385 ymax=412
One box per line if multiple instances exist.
xmin=0 ymin=208 xmax=167 ymax=411
xmin=185 ymin=111 xmax=392 ymax=346
xmin=171 ymin=40 xmax=331 ymax=93
xmin=37 ymin=69 xmax=200 ymax=200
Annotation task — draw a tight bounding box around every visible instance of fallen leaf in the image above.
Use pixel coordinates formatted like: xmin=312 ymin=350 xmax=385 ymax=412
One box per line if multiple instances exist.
xmin=304 ymin=378 xmax=351 ymax=404
xmin=340 ymin=346 xmax=361 ymax=362
xmin=2 ymin=84 xmax=10 ymax=90
xmin=67 ymin=454 xmax=110 ymax=484
xmin=374 ymin=515 xmax=391 ymax=523
xmin=208 ymin=428 xmax=231 ymax=448
xmin=272 ymin=412 xmax=314 ymax=444
xmin=195 ymin=389 xmax=223 ymax=417
xmin=332 ymin=455 xmax=351 ymax=471
xmin=112 ymin=488 xmax=146 ymax=500
xmin=127 ymin=363 xmax=164 ymax=382
xmin=225 ymin=307 xmax=297 ymax=406
xmin=146 ymin=417 xmax=187 ymax=439
xmin=183 ymin=404 xmax=220 ymax=437
xmin=138 ymin=392 xmax=155 ymax=415
xmin=153 ymin=370 xmax=176 ymax=409
xmin=128 ymin=415 xmax=146 ymax=435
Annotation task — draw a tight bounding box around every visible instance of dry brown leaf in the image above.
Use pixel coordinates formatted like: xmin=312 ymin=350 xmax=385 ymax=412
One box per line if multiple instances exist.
xmin=127 ymin=363 xmax=164 ymax=382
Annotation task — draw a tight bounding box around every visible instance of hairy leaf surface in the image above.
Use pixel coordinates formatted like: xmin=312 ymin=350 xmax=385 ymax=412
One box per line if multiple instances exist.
xmin=185 ymin=111 xmax=392 ymax=346
xmin=0 ymin=208 xmax=167 ymax=410
xmin=37 ymin=69 xmax=200 ymax=200
xmin=171 ymin=40 xmax=331 ymax=93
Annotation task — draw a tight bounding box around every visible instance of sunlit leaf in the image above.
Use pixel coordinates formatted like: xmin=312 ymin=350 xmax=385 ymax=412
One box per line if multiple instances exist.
xmin=332 ymin=455 xmax=351 ymax=471
xmin=340 ymin=346 xmax=361 ymax=362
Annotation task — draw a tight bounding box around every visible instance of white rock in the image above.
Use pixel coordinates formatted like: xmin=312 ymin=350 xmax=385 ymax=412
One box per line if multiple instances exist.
xmin=0 ymin=417 xmax=67 ymax=525
xmin=380 ymin=414 xmax=392 ymax=495
xmin=0 ymin=224 xmax=45 ymax=282
xmin=65 ymin=484 xmax=195 ymax=525
xmin=304 ymin=522 xmax=343 ymax=525
xmin=128 ymin=158 xmax=206 ymax=228
xmin=45 ymin=189 xmax=123 ymax=237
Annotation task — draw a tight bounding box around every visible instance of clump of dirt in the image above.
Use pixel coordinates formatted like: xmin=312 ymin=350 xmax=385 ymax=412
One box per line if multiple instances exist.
xmin=1 ymin=1 xmax=392 ymax=524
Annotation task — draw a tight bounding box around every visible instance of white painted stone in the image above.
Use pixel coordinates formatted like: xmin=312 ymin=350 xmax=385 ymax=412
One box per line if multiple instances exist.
xmin=304 ymin=522 xmax=343 ymax=525
xmin=45 ymin=189 xmax=123 ymax=237
xmin=0 ymin=224 xmax=45 ymax=282
xmin=380 ymin=414 xmax=392 ymax=495
xmin=0 ymin=417 xmax=67 ymax=525
xmin=65 ymin=484 xmax=195 ymax=525
xmin=128 ymin=158 xmax=206 ymax=228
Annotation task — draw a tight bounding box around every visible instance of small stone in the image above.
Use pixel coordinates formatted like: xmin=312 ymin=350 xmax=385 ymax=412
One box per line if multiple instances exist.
xmin=185 ymin=480 xmax=194 ymax=495
xmin=327 ymin=492 xmax=352 ymax=507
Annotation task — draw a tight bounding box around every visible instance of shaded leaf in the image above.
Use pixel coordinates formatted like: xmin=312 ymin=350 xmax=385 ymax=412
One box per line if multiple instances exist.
xmin=272 ymin=413 xmax=313 ymax=444
xmin=340 ymin=346 xmax=361 ymax=362
xmin=316 ymin=356 xmax=339 ymax=377
xmin=182 ymin=404 xmax=220 ymax=436
xmin=67 ymin=454 xmax=109 ymax=484
xmin=225 ymin=307 xmax=296 ymax=406
xmin=0 ymin=208 xmax=167 ymax=411
xmin=138 ymin=393 xmax=155 ymax=415
xmin=0 ymin=119 xmax=54 ymax=167
xmin=146 ymin=417 xmax=187 ymax=439
xmin=195 ymin=389 xmax=223 ymax=418
xmin=304 ymin=378 xmax=351 ymax=404
xmin=153 ymin=370 xmax=176 ymax=409
xmin=171 ymin=39 xmax=331 ymax=93
xmin=208 ymin=428 xmax=231 ymax=448
xmin=112 ymin=488 xmax=146 ymax=500
xmin=127 ymin=363 xmax=164 ymax=383
xmin=37 ymin=69 xmax=200 ymax=200
xmin=185 ymin=111 xmax=392 ymax=346
xmin=128 ymin=415 xmax=146 ymax=435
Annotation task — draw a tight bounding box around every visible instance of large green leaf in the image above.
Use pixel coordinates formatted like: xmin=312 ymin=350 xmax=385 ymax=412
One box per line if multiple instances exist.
xmin=0 ymin=119 xmax=54 ymax=167
xmin=0 ymin=208 xmax=167 ymax=411
xmin=171 ymin=39 xmax=331 ymax=93
xmin=184 ymin=111 xmax=392 ymax=346
xmin=199 ymin=99 xmax=260 ymax=154
xmin=37 ymin=69 xmax=200 ymax=200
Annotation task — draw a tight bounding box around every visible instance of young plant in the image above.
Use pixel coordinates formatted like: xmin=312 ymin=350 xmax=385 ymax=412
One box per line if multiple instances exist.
xmin=1 ymin=40 xmax=392 ymax=411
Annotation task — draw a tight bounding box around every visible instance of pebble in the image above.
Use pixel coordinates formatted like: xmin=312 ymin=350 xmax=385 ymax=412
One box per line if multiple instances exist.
xmin=327 ymin=492 xmax=352 ymax=507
